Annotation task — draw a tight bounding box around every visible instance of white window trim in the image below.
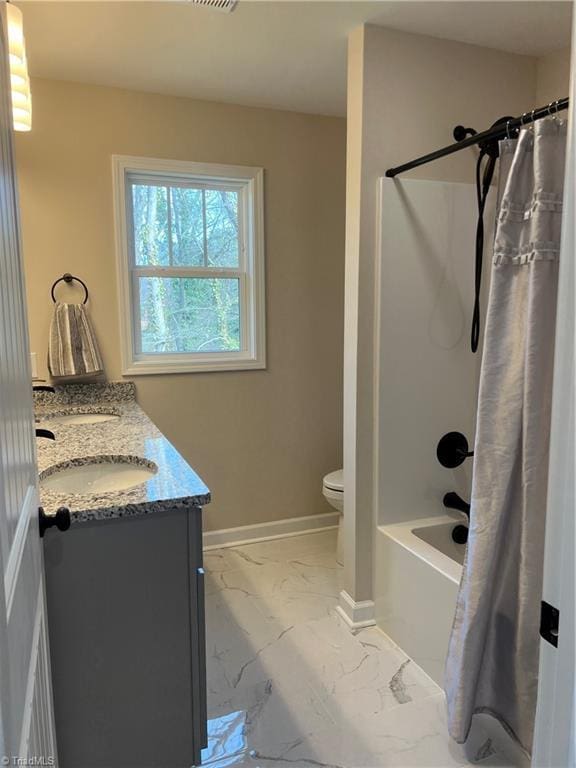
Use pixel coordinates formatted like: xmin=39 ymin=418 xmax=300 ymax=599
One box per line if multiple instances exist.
xmin=112 ymin=155 xmax=266 ymax=375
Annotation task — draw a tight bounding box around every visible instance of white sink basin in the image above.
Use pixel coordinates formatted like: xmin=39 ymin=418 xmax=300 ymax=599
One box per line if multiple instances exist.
xmin=40 ymin=457 xmax=157 ymax=495
xmin=39 ymin=410 xmax=120 ymax=426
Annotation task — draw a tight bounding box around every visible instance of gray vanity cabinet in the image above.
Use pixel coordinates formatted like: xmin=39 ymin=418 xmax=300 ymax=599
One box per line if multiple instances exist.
xmin=43 ymin=506 xmax=207 ymax=768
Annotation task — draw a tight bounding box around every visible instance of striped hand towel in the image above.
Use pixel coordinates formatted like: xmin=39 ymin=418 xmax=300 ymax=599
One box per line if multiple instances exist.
xmin=48 ymin=303 xmax=104 ymax=379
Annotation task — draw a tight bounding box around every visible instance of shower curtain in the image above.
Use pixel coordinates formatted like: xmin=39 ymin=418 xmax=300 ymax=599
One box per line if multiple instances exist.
xmin=445 ymin=116 xmax=568 ymax=755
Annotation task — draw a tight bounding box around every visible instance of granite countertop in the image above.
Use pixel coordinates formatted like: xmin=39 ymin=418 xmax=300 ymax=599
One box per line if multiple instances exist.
xmin=35 ymin=382 xmax=211 ymax=524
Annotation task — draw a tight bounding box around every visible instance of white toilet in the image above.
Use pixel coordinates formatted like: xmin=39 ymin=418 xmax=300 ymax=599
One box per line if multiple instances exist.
xmin=322 ymin=469 xmax=344 ymax=565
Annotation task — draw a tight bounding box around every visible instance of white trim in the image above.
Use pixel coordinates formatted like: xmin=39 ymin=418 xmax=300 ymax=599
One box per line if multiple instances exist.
xmin=112 ymin=155 xmax=266 ymax=375
xmin=17 ymin=580 xmax=56 ymax=762
xmin=112 ymin=155 xmax=264 ymax=183
xmin=532 ymin=31 xmax=576 ymax=768
xmin=336 ymin=589 xmax=376 ymax=632
xmin=121 ymin=354 xmax=266 ymax=376
xmin=373 ymin=179 xmax=385 ymax=534
xmin=18 ymin=582 xmax=42 ymax=759
xmin=203 ymin=512 xmax=338 ymax=551
xmin=4 ymin=485 xmax=35 ymax=619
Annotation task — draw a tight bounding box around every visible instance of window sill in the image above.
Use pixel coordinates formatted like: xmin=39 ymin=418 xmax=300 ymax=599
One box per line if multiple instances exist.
xmin=122 ymin=355 xmax=266 ymax=376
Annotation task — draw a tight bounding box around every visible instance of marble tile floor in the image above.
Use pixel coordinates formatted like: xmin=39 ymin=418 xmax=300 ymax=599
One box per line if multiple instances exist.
xmin=202 ymin=530 xmax=508 ymax=768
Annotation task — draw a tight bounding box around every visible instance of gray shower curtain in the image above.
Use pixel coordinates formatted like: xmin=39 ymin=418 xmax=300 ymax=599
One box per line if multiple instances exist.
xmin=445 ymin=117 xmax=567 ymax=755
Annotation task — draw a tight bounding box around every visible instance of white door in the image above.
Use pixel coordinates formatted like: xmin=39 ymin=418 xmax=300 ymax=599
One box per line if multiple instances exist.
xmin=532 ymin=18 xmax=575 ymax=768
xmin=0 ymin=6 xmax=58 ymax=765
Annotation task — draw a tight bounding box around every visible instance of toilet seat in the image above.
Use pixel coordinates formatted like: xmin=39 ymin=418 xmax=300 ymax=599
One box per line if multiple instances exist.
xmin=323 ymin=469 xmax=343 ymax=493
xmin=322 ymin=469 xmax=344 ymax=566
xmin=323 ymin=486 xmax=343 ymax=505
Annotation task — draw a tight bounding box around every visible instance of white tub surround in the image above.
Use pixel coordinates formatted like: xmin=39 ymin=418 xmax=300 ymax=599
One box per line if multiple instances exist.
xmin=375 ymin=515 xmax=464 ymax=685
xmin=375 ymin=179 xmax=492 ymax=531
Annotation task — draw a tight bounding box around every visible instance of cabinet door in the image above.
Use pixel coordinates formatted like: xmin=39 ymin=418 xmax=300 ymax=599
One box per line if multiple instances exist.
xmin=188 ymin=508 xmax=207 ymax=765
xmin=44 ymin=511 xmax=196 ymax=767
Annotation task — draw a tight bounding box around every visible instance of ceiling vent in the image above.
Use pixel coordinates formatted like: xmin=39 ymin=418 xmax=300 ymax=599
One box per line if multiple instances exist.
xmin=188 ymin=0 xmax=238 ymax=12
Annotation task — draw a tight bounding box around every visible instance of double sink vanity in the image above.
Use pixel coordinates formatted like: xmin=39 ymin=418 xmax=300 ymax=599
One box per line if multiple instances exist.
xmin=35 ymin=382 xmax=211 ymax=768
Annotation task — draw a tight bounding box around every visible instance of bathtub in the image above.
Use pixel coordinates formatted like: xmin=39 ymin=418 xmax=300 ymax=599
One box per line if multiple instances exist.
xmin=376 ymin=515 xmax=531 ymax=767
xmin=375 ymin=515 xmax=466 ymax=686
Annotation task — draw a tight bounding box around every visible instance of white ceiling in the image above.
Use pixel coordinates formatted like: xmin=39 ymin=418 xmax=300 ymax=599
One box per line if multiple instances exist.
xmin=17 ymin=1 xmax=573 ymax=117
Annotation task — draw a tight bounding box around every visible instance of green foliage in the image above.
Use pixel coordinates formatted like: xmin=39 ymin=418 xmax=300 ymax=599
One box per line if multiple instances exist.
xmin=131 ymin=183 xmax=241 ymax=354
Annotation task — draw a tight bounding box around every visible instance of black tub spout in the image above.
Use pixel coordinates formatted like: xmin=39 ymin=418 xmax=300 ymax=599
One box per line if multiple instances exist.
xmin=443 ymin=491 xmax=470 ymax=519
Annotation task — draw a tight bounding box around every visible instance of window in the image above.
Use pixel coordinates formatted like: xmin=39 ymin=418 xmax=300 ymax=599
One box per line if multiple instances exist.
xmin=112 ymin=156 xmax=265 ymax=374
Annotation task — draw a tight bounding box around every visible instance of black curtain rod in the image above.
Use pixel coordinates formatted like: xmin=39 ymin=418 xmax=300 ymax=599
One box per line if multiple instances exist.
xmin=385 ymin=97 xmax=569 ymax=178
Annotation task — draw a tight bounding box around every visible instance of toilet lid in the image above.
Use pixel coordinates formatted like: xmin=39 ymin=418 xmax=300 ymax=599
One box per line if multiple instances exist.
xmin=323 ymin=469 xmax=343 ymax=492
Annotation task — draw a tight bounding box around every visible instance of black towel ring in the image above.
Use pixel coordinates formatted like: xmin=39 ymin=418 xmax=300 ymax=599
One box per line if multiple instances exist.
xmin=51 ymin=273 xmax=89 ymax=304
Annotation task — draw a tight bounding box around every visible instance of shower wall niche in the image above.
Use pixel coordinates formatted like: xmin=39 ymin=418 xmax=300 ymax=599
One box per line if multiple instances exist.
xmin=375 ymin=178 xmax=495 ymax=527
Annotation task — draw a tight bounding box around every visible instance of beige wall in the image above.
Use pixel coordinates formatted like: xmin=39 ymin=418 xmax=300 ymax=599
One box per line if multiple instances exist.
xmin=536 ymin=47 xmax=572 ymax=104
xmin=344 ymin=25 xmax=538 ymax=602
xmin=16 ymin=78 xmax=346 ymax=532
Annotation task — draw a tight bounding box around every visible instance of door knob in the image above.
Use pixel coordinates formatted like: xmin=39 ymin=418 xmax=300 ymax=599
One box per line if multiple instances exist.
xmin=39 ymin=506 xmax=71 ymax=537
xmin=36 ymin=428 xmax=55 ymax=441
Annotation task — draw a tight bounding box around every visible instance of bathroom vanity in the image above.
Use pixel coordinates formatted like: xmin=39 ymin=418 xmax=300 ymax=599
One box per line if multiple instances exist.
xmin=36 ymin=383 xmax=211 ymax=768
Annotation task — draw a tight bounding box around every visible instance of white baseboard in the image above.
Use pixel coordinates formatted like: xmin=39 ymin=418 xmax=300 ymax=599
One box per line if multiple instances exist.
xmin=336 ymin=589 xmax=376 ymax=632
xmin=203 ymin=512 xmax=339 ymax=551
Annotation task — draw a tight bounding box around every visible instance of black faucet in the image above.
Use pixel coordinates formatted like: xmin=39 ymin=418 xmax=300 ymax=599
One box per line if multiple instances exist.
xmin=443 ymin=491 xmax=470 ymax=519
xmin=36 ymin=428 xmax=55 ymax=441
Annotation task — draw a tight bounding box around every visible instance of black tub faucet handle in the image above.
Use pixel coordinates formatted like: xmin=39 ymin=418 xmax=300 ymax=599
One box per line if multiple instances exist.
xmin=437 ymin=432 xmax=474 ymax=468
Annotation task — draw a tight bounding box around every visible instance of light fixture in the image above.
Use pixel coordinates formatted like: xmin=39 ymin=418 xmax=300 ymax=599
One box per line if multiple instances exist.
xmin=6 ymin=2 xmax=31 ymax=131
